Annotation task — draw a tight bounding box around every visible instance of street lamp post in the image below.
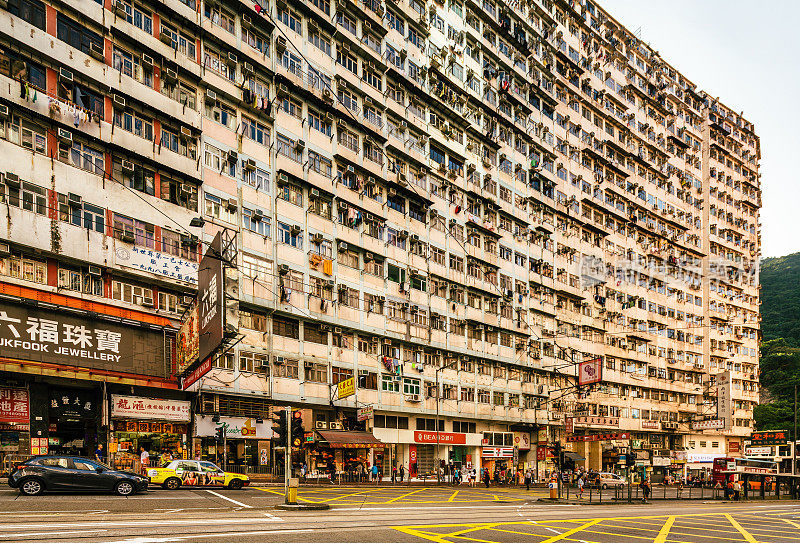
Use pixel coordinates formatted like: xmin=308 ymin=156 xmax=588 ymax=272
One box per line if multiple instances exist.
xmin=435 ymin=358 xmax=459 ymax=485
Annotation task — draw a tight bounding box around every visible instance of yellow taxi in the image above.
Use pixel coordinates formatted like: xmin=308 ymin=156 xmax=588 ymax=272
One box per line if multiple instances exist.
xmin=147 ymin=460 xmax=249 ymax=490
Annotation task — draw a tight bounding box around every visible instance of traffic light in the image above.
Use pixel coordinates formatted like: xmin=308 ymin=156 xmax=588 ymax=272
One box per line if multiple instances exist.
xmin=215 ymin=426 xmax=225 ymax=443
xmin=272 ymin=410 xmax=288 ymax=446
xmin=626 ymin=452 xmax=636 ymax=468
xmin=291 ymin=410 xmax=304 ymax=448
xmin=553 ymin=442 xmax=563 ymax=469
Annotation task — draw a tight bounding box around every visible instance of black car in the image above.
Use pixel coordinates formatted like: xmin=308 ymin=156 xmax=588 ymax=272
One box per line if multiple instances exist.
xmin=9 ymin=456 xmax=148 ymax=496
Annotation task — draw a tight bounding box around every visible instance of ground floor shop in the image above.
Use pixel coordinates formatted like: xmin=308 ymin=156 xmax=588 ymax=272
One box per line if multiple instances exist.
xmin=305 ymin=430 xmax=385 ymax=481
xmin=193 ymin=415 xmax=272 ymax=472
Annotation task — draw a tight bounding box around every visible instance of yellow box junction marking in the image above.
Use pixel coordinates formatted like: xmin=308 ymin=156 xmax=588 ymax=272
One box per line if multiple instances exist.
xmin=725 ymin=513 xmax=760 ymax=543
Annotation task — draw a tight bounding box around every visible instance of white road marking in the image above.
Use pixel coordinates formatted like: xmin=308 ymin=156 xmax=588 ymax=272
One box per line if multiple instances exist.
xmin=545 ymin=527 xmax=562 ymax=534
xmin=107 ymin=529 xmax=313 ymax=542
xmin=5 ymin=530 xmax=106 ymax=538
xmin=205 ymin=490 xmax=253 ymax=509
xmin=0 ymin=517 xmax=282 ymax=530
xmin=0 ymin=510 xmax=110 ymax=515
xmin=262 ymin=511 xmax=283 ymax=521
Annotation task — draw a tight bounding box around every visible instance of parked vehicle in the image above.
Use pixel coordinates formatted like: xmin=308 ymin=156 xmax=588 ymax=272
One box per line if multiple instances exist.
xmin=9 ymin=456 xmax=148 ymax=496
xmin=596 ymin=472 xmax=626 ymax=489
xmin=147 ymin=460 xmax=249 ymax=490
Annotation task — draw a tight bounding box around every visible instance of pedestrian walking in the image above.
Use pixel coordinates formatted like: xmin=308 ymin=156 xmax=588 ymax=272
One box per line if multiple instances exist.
xmin=524 ymin=469 xmax=531 ymax=491
xmin=641 ymin=477 xmax=651 ymax=502
xmin=392 ymin=465 xmax=397 ymax=484
xmin=371 ymin=463 xmax=379 ymax=485
xmin=139 ymin=446 xmax=149 ymax=475
xmin=469 ymin=467 xmax=476 ymax=488
xmin=733 ymin=479 xmax=742 ymax=501
xmin=484 ymin=467 xmax=491 ymax=488
xmin=399 ymin=464 xmax=405 ymax=483
xmin=94 ymin=443 xmax=105 ymax=463
xmin=578 ymin=475 xmax=585 ymax=499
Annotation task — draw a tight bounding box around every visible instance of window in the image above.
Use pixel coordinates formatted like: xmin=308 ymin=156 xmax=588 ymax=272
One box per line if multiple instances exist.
xmin=204 ymin=144 xmax=235 ymax=176
xmin=57 ymin=266 xmax=103 ymax=296
xmin=243 ymin=166 xmax=270 ymax=192
xmin=57 ymin=13 xmax=102 ymax=55
xmin=273 ymin=316 xmax=299 ymax=339
xmin=243 ymin=26 xmax=269 ymax=55
xmin=203 ymin=48 xmax=235 ymax=80
xmin=204 ymin=3 xmax=235 ymax=33
xmin=204 ymin=194 xmax=237 ymax=224
xmin=8 ymin=0 xmax=46 ymax=30
xmin=304 ymin=362 xmax=328 ymax=383
xmin=280 ymin=97 xmax=303 ymax=119
xmin=112 ymin=46 xmax=153 ymax=87
xmin=2 ymin=115 xmax=46 ymax=154
xmin=160 ymin=174 xmax=198 ymax=211
xmin=161 ymin=126 xmax=196 ymax=159
xmin=278 ymin=222 xmax=303 ymax=249
xmin=204 ymin=99 xmax=236 ymax=129
xmin=240 ymin=310 xmax=269 ymax=332
xmin=162 ymin=81 xmax=197 ymax=110
xmin=274 ymin=357 xmax=299 ymax=378
xmin=276 ymin=134 xmax=302 ymax=162
xmin=241 ymin=116 xmax=270 ymax=146
xmin=308 ymin=110 xmax=332 ymax=136
xmin=242 ymin=208 xmax=270 ymax=236
xmin=66 ymin=141 xmax=104 ymax=175
xmin=113 ymin=109 xmax=153 ymax=141
xmin=279 ymin=182 xmax=303 ymax=206
xmin=453 ymin=421 xmax=476 ymax=433
xmin=112 ymin=280 xmax=153 ymax=307
xmin=402 ymin=378 xmax=420 ymax=396
xmin=278 ymin=7 xmax=302 ymax=34
xmin=373 ymin=414 xmax=408 ymax=428
xmin=6 ymin=181 xmax=47 ymax=215
xmin=415 ymin=418 xmax=444 ymax=431
xmin=308 ymin=151 xmax=333 ymax=177
xmin=0 ymin=253 xmax=46 ymax=284
xmin=381 ymin=374 xmax=400 ymax=392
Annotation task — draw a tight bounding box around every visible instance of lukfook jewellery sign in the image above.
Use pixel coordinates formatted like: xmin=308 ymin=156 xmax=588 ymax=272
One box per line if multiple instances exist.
xmin=0 ymin=302 xmax=167 ymax=377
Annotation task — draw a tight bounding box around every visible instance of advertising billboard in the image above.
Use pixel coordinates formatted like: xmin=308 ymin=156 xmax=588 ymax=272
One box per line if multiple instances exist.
xmin=578 ymin=357 xmax=602 ymax=386
xmin=197 ymin=232 xmax=224 ymax=368
xmin=176 ymin=304 xmax=199 ymax=375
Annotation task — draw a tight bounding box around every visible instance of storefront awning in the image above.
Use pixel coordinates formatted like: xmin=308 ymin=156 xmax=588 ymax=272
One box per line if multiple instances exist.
xmin=564 ymin=451 xmax=585 ymax=462
xmin=317 ymin=430 xmax=386 ymax=449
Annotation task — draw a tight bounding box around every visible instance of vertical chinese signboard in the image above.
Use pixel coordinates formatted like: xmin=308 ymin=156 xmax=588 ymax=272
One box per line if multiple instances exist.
xmin=176 ymin=305 xmax=199 ymax=376
xmin=0 ymin=387 xmax=29 ymax=425
xmin=198 ymin=232 xmax=224 ymax=366
xmin=717 ymin=370 xmax=732 ymax=430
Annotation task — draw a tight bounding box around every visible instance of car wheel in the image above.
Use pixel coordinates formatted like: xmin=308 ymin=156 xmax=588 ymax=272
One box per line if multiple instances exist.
xmin=19 ymin=478 xmax=44 ymax=496
xmin=163 ymin=478 xmax=181 ymax=490
xmin=115 ymin=480 xmax=135 ymax=496
xmin=228 ymin=479 xmax=243 ymax=490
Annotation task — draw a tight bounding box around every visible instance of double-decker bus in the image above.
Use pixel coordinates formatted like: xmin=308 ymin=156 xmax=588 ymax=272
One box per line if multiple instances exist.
xmin=712 ymin=457 xmax=777 ymax=487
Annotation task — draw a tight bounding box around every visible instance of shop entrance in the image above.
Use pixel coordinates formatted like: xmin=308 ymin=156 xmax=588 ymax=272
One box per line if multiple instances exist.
xmin=48 ymin=419 xmax=95 ymax=457
xmin=48 ymin=387 xmax=99 ymax=457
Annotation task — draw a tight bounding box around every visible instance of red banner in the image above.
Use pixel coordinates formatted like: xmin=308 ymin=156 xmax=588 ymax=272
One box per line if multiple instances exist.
xmin=182 ymin=357 xmax=212 ymax=389
xmin=567 ymin=432 xmax=630 ymax=442
xmin=0 ymin=387 xmax=29 ymax=424
xmin=414 ymin=431 xmax=466 ymax=444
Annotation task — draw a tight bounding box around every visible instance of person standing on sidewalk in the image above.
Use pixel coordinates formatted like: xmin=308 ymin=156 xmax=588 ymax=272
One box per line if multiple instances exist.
xmin=524 ymin=469 xmax=532 ymax=491
xmin=399 ymin=464 xmax=405 ymax=483
xmin=577 ymin=475 xmax=585 ymax=499
xmin=733 ymin=479 xmax=742 ymax=501
xmin=371 ymin=463 xmax=379 ymax=485
xmin=483 ymin=467 xmax=491 ymax=488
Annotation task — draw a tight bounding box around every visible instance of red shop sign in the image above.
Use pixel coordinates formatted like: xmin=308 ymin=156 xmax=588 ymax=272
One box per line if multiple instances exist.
xmin=0 ymin=387 xmax=29 ymax=424
xmin=414 ymin=431 xmax=466 ymax=444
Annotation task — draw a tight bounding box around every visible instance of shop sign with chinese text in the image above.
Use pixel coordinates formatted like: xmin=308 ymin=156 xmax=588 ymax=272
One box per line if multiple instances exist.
xmin=574 ymin=416 xmax=619 ymax=428
xmin=337 ymin=377 xmax=356 ymax=400
xmin=566 ymin=432 xmax=630 ymax=442
xmin=691 ymin=419 xmax=725 ymax=430
xmin=50 ymin=390 xmax=96 ymax=419
xmin=750 ymin=430 xmax=789 ymax=446
xmin=0 ymin=303 xmax=167 ymax=377
xmin=0 ymin=387 xmax=28 ymax=424
xmin=111 ymin=395 xmax=190 ymax=422
xmin=115 ymin=246 xmax=198 ymax=285
xmin=357 ymin=405 xmax=373 ymax=422
xmin=414 ymin=431 xmax=466 ymax=444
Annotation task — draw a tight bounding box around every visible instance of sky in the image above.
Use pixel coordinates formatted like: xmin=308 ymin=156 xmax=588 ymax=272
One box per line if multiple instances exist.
xmin=601 ymin=0 xmax=800 ymax=258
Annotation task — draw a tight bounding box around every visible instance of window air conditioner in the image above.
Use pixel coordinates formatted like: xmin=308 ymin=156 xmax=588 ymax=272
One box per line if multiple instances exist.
xmin=315 ymin=421 xmax=328 ymax=429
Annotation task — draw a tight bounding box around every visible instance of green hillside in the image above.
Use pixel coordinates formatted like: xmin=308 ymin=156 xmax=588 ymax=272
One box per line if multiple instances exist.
xmin=760 ymin=253 xmax=800 ymax=344
xmin=754 ymin=253 xmax=800 ymax=434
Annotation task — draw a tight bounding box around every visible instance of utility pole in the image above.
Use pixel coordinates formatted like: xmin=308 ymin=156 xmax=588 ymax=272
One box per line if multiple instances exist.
xmin=794 ymin=385 xmax=797 ymax=475
xmin=285 ymin=405 xmax=291 ymax=504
